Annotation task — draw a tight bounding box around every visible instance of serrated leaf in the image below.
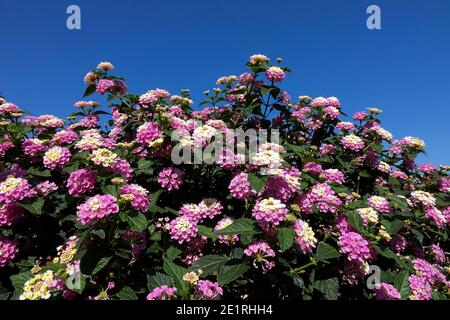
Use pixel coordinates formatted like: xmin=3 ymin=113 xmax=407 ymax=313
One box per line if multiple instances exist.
xmin=191 ymin=255 xmax=228 ymax=276
xmin=247 ymin=173 xmax=267 ymax=193
xmin=20 ymin=198 xmax=44 ymax=215
xmin=345 ymin=211 xmax=364 ymax=232
xmin=10 ymin=272 xmax=32 ymax=293
xmin=217 ymin=218 xmax=260 ymax=236
xmin=218 ymin=259 xmax=249 ymax=286
xmin=197 ymin=225 xmax=219 ymax=241
xmin=127 ymin=212 xmax=148 ymax=232
xmin=315 ymin=242 xmax=340 ymax=261
xmin=165 ymin=246 xmax=182 ymax=261
xmin=314 ymin=277 xmax=340 ymax=300
xmin=381 ymin=220 xmax=405 ymax=235
xmin=116 ymin=286 xmax=138 ymax=300
xmin=163 ymin=257 xmax=188 ymax=295
xmin=147 ymin=272 xmax=173 ymax=291
xmin=394 ymin=271 xmax=410 ymax=299
xmin=277 ymin=227 xmax=295 ymax=252
xmin=101 ymin=184 xmax=118 ymax=197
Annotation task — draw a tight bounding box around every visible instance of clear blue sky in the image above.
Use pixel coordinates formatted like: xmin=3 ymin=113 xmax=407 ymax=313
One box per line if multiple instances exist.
xmin=1 ymin=0 xmax=449 ymax=165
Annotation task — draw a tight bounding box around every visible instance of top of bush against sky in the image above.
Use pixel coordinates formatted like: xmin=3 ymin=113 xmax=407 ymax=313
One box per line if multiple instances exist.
xmin=0 ymin=53 xmax=449 ymax=300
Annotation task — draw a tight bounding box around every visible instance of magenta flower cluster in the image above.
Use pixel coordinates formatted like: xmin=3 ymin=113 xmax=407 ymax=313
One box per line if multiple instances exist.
xmin=76 ymin=194 xmax=119 ymax=225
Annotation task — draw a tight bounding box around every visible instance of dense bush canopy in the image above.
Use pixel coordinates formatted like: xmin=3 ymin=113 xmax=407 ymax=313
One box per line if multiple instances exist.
xmin=0 ymin=55 xmax=449 ymax=300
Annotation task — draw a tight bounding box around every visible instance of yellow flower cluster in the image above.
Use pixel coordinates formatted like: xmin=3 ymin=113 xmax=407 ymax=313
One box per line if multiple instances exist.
xmin=53 ymin=236 xmax=78 ymax=264
xmin=91 ymin=148 xmax=118 ymax=167
xmin=19 ymin=270 xmax=55 ymax=300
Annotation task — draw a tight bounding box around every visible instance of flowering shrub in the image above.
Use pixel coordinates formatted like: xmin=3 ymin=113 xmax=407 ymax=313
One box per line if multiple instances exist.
xmin=0 ymin=55 xmax=449 ymax=301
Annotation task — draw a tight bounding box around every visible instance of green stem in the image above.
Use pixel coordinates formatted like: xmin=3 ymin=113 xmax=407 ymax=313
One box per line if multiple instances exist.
xmin=290 ymin=258 xmax=317 ymax=274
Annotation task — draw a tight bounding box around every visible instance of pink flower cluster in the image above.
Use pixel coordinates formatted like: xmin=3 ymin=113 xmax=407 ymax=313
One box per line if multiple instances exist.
xmin=374 ymin=283 xmax=401 ymax=300
xmin=294 ymin=219 xmax=317 ymax=254
xmin=36 ymin=181 xmax=58 ymax=196
xmin=136 ymin=122 xmax=162 ymax=147
xmin=417 ymin=163 xmax=436 ymax=174
xmin=43 ymin=146 xmax=71 ymax=170
xmin=438 ymin=177 xmax=450 ymax=193
xmin=323 ymin=169 xmax=345 ymax=184
xmin=430 ymin=244 xmax=445 ymax=264
xmin=96 ymin=79 xmax=115 ymax=95
xmin=76 ymin=194 xmax=119 ymax=225
xmin=0 ymin=237 xmax=18 ymax=267
xmin=167 ymin=216 xmax=198 ymax=244
xmin=408 ymin=275 xmax=431 ymax=300
xmin=22 ymin=138 xmax=47 ymax=156
xmin=367 ymin=195 xmax=392 ymax=213
xmin=0 ymin=203 xmax=23 ymax=227
xmin=179 ymin=199 xmax=223 ymax=223
xmin=157 ymin=167 xmax=184 ymax=191
xmin=265 ymin=67 xmax=285 ymax=82
xmin=341 ymin=135 xmax=365 ymax=152
xmin=252 ymin=197 xmax=288 ymax=226
xmin=297 ymin=183 xmax=342 ymax=214
xmin=338 ymin=232 xmax=371 ymax=262
xmin=0 ymin=141 xmax=14 ymax=156
xmin=228 ymin=172 xmax=253 ymax=200
xmin=0 ymin=102 xmax=21 ymax=115
xmin=67 ymin=168 xmax=97 ymax=196
xmin=119 ymin=184 xmax=150 ymax=212
xmin=244 ymin=240 xmax=276 ymax=273
xmin=424 ymin=206 xmax=447 ymax=229
xmin=146 ymin=286 xmax=177 ymax=300
xmin=195 ymin=280 xmax=223 ymax=300
xmin=0 ymin=177 xmax=36 ymax=204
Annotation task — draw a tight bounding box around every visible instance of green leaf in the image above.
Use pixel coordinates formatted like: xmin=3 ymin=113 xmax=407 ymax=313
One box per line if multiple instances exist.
xmin=165 ymin=246 xmax=182 ymax=261
xmin=315 ymin=242 xmax=340 ymax=261
xmin=65 ymin=273 xmax=86 ymax=294
xmin=345 ymin=211 xmax=364 ymax=232
xmin=381 ymin=220 xmax=405 ymax=235
xmin=20 ymin=197 xmax=44 ymax=215
xmin=218 ymin=259 xmax=250 ymax=286
xmin=163 ymin=257 xmax=188 ymax=295
xmin=136 ymin=159 xmax=154 ymax=175
xmin=388 ymin=195 xmax=408 ymax=210
xmin=217 ymin=218 xmax=260 ymax=236
xmin=191 ymin=255 xmax=228 ymax=276
xmin=101 ymin=184 xmax=118 ymax=197
xmin=116 ymin=286 xmax=138 ymax=300
xmin=313 ymin=277 xmax=340 ymax=300
xmin=83 ymin=84 xmax=96 ymax=97
xmin=358 ymin=171 xmax=372 ymax=178
xmin=80 ymin=247 xmax=113 ymax=275
xmin=247 ymin=173 xmax=267 ymax=193
xmin=127 ymin=212 xmax=148 ymax=232
xmin=149 ymin=189 xmax=163 ymax=212
xmin=27 ymin=167 xmax=51 ymax=177
xmin=0 ymin=284 xmax=10 ymax=300
xmin=410 ymin=228 xmax=424 ymax=244
xmin=197 ymin=225 xmax=219 ymax=241
xmin=394 ymin=271 xmax=410 ymax=299
xmin=147 ymin=272 xmax=173 ymax=291
xmin=374 ymin=246 xmax=406 ymax=268
xmin=10 ymin=272 xmax=32 ymax=294
xmin=277 ymin=227 xmax=295 ymax=252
